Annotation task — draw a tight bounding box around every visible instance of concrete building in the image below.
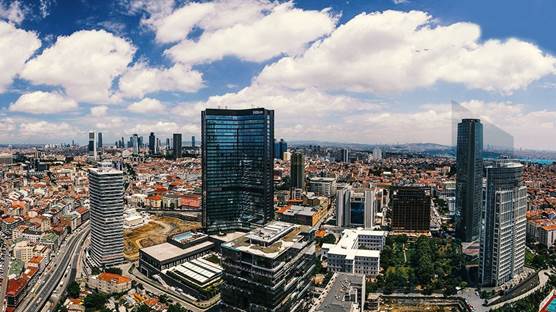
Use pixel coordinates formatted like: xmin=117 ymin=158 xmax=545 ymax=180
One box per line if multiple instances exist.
xmin=88 ymin=164 xmax=124 ymax=267
xmin=309 ymin=177 xmax=337 ymax=197
xmin=313 ymin=273 xmax=365 ymax=312
xmin=479 ymin=162 xmax=527 ymax=287
xmin=220 ymin=221 xmax=315 ymax=312
xmin=336 ymin=185 xmax=376 ymax=228
xmin=322 ymin=229 xmax=385 ymax=276
xmin=88 ymin=272 xmax=131 ymax=294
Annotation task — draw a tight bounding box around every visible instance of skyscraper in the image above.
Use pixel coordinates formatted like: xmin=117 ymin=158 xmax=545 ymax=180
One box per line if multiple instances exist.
xmin=202 ymin=108 xmax=274 ymax=233
xmin=97 ymin=132 xmax=103 ymax=150
xmin=173 ymin=133 xmax=182 ymax=159
xmin=132 ymin=134 xmax=139 ymax=155
xmin=336 ymin=185 xmax=376 ymax=228
xmin=191 ymin=135 xmax=196 ymax=148
xmin=341 ymin=148 xmax=349 ymax=163
xmin=88 ymin=131 xmax=96 ymax=160
xmin=88 ymin=163 xmax=124 ymax=267
xmin=290 ymin=152 xmax=305 ymax=189
xmin=274 ymin=138 xmax=287 ymax=160
xmin=479 ymin=162 xmax=527 ymax=287
xmin=148 ymin=132 xmax=156 ymax=155
xmin=456 ymin=118 xmax=483 ymax=242
xmin=391 ymin=186 xmax=431 ymax=232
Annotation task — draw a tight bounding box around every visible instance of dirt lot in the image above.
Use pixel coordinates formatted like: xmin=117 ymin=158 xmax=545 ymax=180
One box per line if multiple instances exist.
xmin=124 ymin=216 xmax=201 ymax=261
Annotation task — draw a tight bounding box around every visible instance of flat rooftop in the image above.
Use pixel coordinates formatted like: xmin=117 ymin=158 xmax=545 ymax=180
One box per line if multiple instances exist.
xmin=316 ymin=273 xmax=364 ymax=312
xmin=141 ymin=241 xmax=214 ymax=262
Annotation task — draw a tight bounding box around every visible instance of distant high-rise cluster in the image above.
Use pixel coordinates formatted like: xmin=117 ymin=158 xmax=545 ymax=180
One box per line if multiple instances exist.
xmin=274 ymin=138 xmax=287 ymax=160
xmin=202 ymin=108 xmax=274 ymax=233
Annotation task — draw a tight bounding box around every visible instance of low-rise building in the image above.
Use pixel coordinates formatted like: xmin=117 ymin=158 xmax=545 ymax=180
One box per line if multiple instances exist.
xmin=88 ymin=272 xmax=131 ymax=294
xmin=313 ymin=273 xmax=365 ymax=312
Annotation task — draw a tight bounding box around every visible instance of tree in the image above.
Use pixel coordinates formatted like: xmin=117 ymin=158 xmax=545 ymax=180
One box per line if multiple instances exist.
xmin=91 ymin=267 xmax=101 ymax=275
xmin=84 ymin=292 xmax=108 ymax=310
xmin=159 ymin=294 xmax=169 ymax=304
xmin=67 ymin=281 xmax=80 ymax=298
xmin=135 ymin=304 xmax=152 ymax=312
xmin=167 ymin=304 xmax=189 ymax=312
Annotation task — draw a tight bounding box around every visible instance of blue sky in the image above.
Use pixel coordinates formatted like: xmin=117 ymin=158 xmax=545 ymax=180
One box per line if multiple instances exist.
xmin=1 ymin=0 xmax=556 ymax=150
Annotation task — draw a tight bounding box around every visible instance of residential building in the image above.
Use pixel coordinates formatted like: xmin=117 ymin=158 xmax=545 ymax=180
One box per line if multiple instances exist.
xmin=87 ymin=272 xmax=131 ymax=294
xmin=479 ymin=162 xmax=527 ymax=287
xmin=202 ymin=108 xmax=274 ymax=233
xmin=220 ymin=222 xmax=315 ymax=312
xmin=88 ymin=164 xmax=124 ymax=267
xmin=456 ymin=118 xmax=483 ymax=242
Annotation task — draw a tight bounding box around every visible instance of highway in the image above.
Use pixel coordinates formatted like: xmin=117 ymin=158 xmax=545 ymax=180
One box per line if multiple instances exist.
xmin=0 ymin=245 xmax=10 ymax=312
xmin=17 ymin=223 xmax=89 ymax=312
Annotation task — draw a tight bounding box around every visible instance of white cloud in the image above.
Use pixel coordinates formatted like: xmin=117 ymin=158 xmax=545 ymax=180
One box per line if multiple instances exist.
xmin=128 ymin=97 xmax=166 ymax=113
xmin=19 ymin=121 xmax=81 ymax=139
xmin=21 ymin=30 xmax=135 ymax=103
xmin=118 ymin=62 xmax=203 ymax=98
xmin=162 ymin=1 xmax=337 ymax=64
xmin=128 ymin=121 xmax=199 ymax=137
xmin=0 ymin=21 xmax=41 ymax=92
xmin=257 ymin=10 xmax=556 ymax=94
xmin=90 ymin=105 xmax=108 ymax=117
xmin=0 ymin=1 xmax=25 ymax=24
xmin=9 ymin=91 xmax=78 ymax=114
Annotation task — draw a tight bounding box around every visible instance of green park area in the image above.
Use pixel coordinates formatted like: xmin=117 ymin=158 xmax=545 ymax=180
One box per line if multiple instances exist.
xmin=367 ymin=235 xmax=467 ymax=296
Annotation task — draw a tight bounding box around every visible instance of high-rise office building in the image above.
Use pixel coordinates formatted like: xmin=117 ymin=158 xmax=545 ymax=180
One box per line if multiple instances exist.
xmin=202 ymin=108 xmax=274 ymax=233
xmin=479 ymin=162 xmax=527 ymax=287
xmin=88 ymin=131 xmax=97 ymax=160
xmin=173 ymin=133 xmax=182 ymax=159
xmin=88 ymin=163 xmax=124 ymax=267
xmin=456 ymin=118 xmax=483 ymax=242
xmin=290 ymin=152 xmax=305 ymax=189
xmin=132 ymin=134 xmax=139 ymax=155
xmin=191 ymin=135 xmax=196 ymax=148
xmin=220 ymin=222 xmax=315 ymax=311
xmin=340 ymin=148 xmax=349 ymax=163
xmin=336 ymin=185 xmax=376 ymax=228
xmin=372 ymin=147 xmax=382 ymax=160
xmin=148 ymin=132 xmax=156 ymax=155
xmin=97 ymin=132 xmax=103 ymax=150
xmin=274 ymin=138 xmax=287 ymax=160
xmin=391 ymin=186 xmax=431 ymax=232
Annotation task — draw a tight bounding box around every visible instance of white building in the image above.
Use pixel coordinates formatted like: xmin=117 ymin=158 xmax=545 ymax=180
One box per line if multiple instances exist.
xmin=479 ymin=162 xmax=527 ymax=287
xmin=372 ymin=147 xmax=382 ymax=161
xmin=336 ymin=185 xmax=376 ymax=228
xmin=322 ymin=229 xmax=386 ymax=276
xmin=89 ymin=164 xmax=124 ymax=267
xmin=309 ymin=177 xmax=337 ymax=197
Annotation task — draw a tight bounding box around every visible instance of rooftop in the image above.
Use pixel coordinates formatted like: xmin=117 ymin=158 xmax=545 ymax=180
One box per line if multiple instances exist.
xmin=97 ymin=272 xmax=131 ymax=284
xmin=141 ymin=241 xmax=214 ymax=262
xmin=315 ymin=273 xmax=364 ymax=312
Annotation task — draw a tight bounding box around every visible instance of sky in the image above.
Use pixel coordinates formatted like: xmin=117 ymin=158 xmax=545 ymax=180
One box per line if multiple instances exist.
xmin=1 ymin=0 xmax=556 ymax=150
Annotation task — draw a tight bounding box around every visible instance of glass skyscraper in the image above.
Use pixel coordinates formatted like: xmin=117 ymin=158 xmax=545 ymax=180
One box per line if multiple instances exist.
xmin=290 ymin=152 xmax=304 ymax=189
xmin=202 ymin=108 xmax=274 ymax=233
xmin=456 ymin=118 xmax=483 ymax=242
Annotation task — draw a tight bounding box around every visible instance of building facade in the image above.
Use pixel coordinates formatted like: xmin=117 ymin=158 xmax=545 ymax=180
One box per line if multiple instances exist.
xmin=290 ymin=152 xmax=305 ymax=189
xmin=456 ymin=118 xmax=483 ymax=242
xmin=220 ymin=222 xmax=315 ymax=312
xmin=148 ymin=132 xmax=156 ymax=155
xmin=308 ymin=177 xmax=337 ymax=197
xmin=202 ymin=108 xmax=274 ymax=233
xmin=88 ymin=131 xmax=96 ymax=160
xmin=391 ymin=186 xmax=431 ymax=232
xmin=88 ymin=164 xmax=124 ymax=267
xmin=173 ymin=133 xmax=182 ymax=159
xmin=336 ymin=186 xmax=376 ymax=228
xmin=479 ymin=162 xmax=527 ymax=287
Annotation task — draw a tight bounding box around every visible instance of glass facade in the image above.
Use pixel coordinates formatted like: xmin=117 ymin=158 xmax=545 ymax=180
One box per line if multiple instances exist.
xmin=456 ymin=119 xmax=483 ymax=242
xmin=202 ymin=108 xmax=274 ymax=233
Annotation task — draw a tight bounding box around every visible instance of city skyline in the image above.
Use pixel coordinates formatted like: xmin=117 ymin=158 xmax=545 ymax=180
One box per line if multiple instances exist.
xmin=1 ymin=0 xmax=556 ymax=149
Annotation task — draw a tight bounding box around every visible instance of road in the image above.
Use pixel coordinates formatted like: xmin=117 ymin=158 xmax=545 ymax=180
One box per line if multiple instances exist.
xmin=0 ymin=245 xmax=10 ymax=312
xmin=18 ymin=223 xmax=89 ymax=312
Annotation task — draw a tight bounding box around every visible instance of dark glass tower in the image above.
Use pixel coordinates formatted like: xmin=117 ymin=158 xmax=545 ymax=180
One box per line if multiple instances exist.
xmin=202 ymin=108 xmax=274 ymax=233
xmin=290 ymin=152 xmax=304 ymax=189
xmin=148 ymin=132 xmax=156 ymax=155
xmin=456 ymin=119 xmax=483 ymax=242
xmin=173 ymin=133 xmax=182 ymax=159
xmin=391 ymin=186 xmax=431 ymax=231
xmin=97 ymin=132 xmax=103 ymax=150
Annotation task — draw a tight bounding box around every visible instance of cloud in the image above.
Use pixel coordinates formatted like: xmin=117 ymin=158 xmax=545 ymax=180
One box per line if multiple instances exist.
xmin=19 ymin=121 xmax=81 ymax=139
xmin=0 ymin=0 xmax=25 ymax=24
xmin=257 ymin=10 xmax=556 ymax=94
xmin=0 ymin=21 xmax=41 ymax=92
xmin=128 ymin=97 xmax=166 ymax=113
xmin=128 ymin=121 xmax=199 ymax=137
xmin=21 ymin=29 xmax=135 ymax=103
xmin=159 ymin=1 xmax=337 ymax=64
xmin=90 ymin=105 xmax=108 ymax=117
xmin=9 ymin=91 xmax=78 ymax=114
xmin=118 ymin=62 xmax=203 ymax=98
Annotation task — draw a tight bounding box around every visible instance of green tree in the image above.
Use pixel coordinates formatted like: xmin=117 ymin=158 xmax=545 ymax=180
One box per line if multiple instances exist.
xmin=167 ymin=304 xmax=189 ymax=312
xmin=67 ymin=281 xmax=80 ymax=298
xmin=135 ymin=304 xmax=152 ymax=312
xmin=158 ymin=294 xmax=169 ymax=304
xmin=84 ymin=292 xmax=108 ymax=310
